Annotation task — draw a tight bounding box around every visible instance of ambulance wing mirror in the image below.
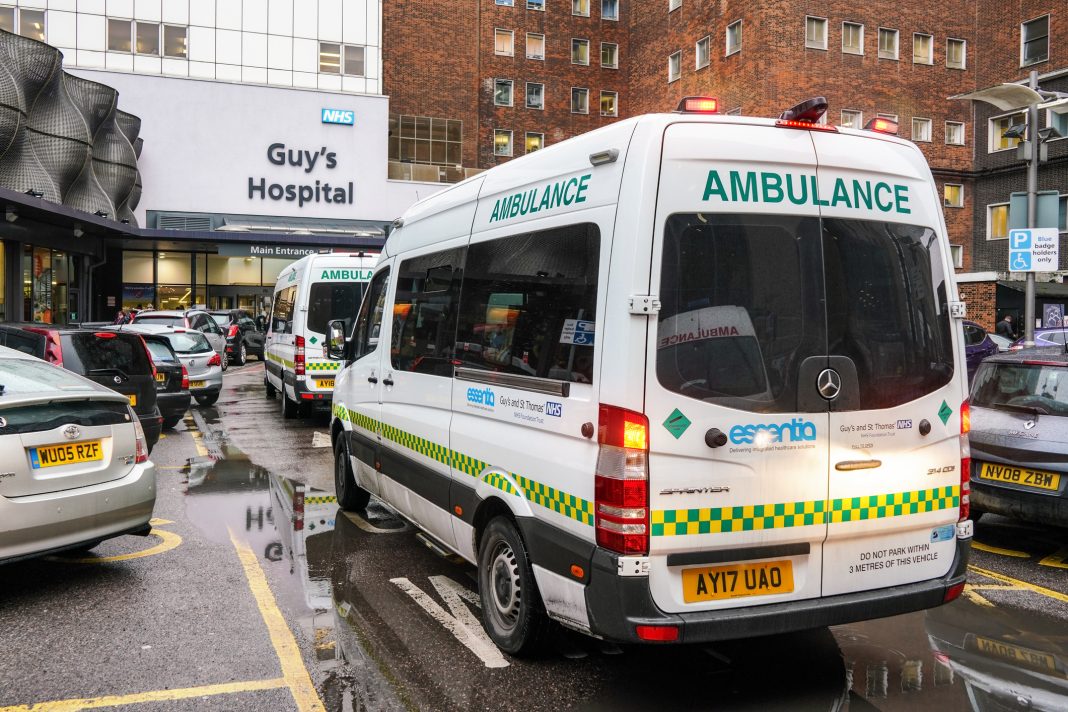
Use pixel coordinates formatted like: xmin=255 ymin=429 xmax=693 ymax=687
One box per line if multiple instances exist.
xmin=327 ymin=319 xmax=347 ymax=361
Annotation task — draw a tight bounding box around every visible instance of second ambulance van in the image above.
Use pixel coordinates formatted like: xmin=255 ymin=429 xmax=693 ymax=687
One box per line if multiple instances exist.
xmin=327 ymin=98 xmax=973 ymax=654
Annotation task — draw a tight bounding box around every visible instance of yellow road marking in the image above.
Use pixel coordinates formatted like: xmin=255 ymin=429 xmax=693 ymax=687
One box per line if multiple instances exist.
xmin=0 ymin=677 xmax=287 ymax=711
xmin=971 ymin=540 xmax=1030 ymax=558
xmin=229 ymin=528 xmax=326 ymax=712
xmin=969 ymin=565 xmax=1068 ymax=604
xmin=190 ymin=428 xmax=208 ymax=457
xmin=46 ymin=520 xmax=181 ymax=564
xmin=962 ymin=587 xmax=996 ymax=607
xmin=1039 ymin=548 xmax=1068 ymax=569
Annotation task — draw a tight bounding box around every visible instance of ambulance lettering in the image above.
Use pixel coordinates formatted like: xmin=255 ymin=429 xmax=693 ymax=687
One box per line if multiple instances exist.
xmin=702 ymin=169 xmax=910 ymax=214
xmin=320 ymin=269 xmax=373 ymax=280
xmin=489 ymin=174 xmax=592 ymax=223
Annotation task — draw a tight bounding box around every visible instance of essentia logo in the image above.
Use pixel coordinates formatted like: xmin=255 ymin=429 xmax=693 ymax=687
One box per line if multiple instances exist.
xmin=729 ymin=418 xmax=817 ymax=445
xmin=466 ymin=387 xmax=495 ymax=408
xmin=321 ymin=108 xmax=355 ymax=125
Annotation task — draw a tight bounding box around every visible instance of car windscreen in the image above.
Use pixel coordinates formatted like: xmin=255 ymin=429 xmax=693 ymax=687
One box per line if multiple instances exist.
xmin=971 ymin=361 xmax=1068 ymax=416
xmin=0 ymin=327 xmax=46 ymax=358
xmin=164 ymin=332 xmax=212 ymax=354
xmin=133 ymin=314 xmax=184 ymax=327
xmin=0 ymin=357 xmax=98 ymax=394
xmin=60 ymin=333 xmax=152 ymax=375
xmin=307 ymin=282 xmax=365 ymax=335
xmin=145 ymin=340 xmax=178 ymax=363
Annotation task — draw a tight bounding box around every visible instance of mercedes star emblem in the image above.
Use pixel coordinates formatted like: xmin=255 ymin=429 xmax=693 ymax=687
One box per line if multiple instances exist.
xmin=0 ymin=416 xmax=6 ymax=428
xmin=113 ymin=375 xmax=122 ymax=384
xmin=817 ymin=368 xmax=842 ymax=400
xmin=1024 ymin=419 xmax=1037 ymax=430
xmin=63 ymin=424 xmax=81 ymax=440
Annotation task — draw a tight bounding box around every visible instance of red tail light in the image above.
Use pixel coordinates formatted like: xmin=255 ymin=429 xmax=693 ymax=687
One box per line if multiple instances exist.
xmin=295 ymin=335 xmax=306 ymax=376
xmin=93 ymin=332 xmax=116 ymax=339
xmin=636 ymin=625 xmax=679 ymax=642
xmin=960 ymin=399 xmax=971 ymax=522
xmin=207 ymin=352 xmax=222 ymax=367
xmin=294 ymin=488 xmax=305 ymax=531
xmin=227 ymin=324 xmax=239 ymax=338
xmin=130 ymin=407 xmax=149 ymax=464
xmin=943 ymin=582 xmax=965 ymax=603
xmin=596 ymin=404 xmax=649 ymax=555
xmin=181 ymin=364 xmax=189 ymax=390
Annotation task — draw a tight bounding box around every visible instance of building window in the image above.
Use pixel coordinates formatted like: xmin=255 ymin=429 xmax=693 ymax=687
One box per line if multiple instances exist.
xmin=494 ymin=129 xmax=513 ymax=157
xmin=164 ymin=25 xmax=188 ymax=58
xmin=878 ymin=112 xmax=899 ymax=121
xmin=602 ymin=42 xmax=619 ymax=68
xmin=572 ymin=38 xmax=590 ymax=65
xmin=343 ymin=46 xmax=365 ymax=76
xmin=695 ymin=36 xmax=710 ymax=68
xmin=107 ymin=19 xmax=133 ymax=52
xmin=669 ymin=0 xmax=681 ymax=10
xmin=319 ymin=43 xmax=365 ymax=75
xmin=945 ymin=121 xmax=965 ymax=145
xmin=573 ymin=0 xmax=590 ymax=17
xmin=495 ymin=29 xmax=514 ymax=56
xmin=878 ymin=28 xmax=898 ymax=59
xmin=0 ymin=7 xmax=13 ymax=33
xmin=1021 ymin=15 xmax=1049 ymax=66
xmin=601 ymin=90 xmax=618 ymax=117
xmin=951 ymin=245 xmax=963 ymax=268
xmin=18 ymin=8 xmax=44 ymax=41
xmin=571 ymin=87 xmax=589 ymax=114
xmin=319 ymin=42 xmax=340 ymax=73
xmin=944 ymin=184 xmax=963 ymax=208
xmin=602 ymin=0 xmax=619 ymax=20
xmin=841 ymin=110 xmax=862 ymax=129
xmin=912 ymin=117 xmax=932 ymax=142
xmin=525 ymin=82 xmax=544 ymax=110
xmin=389 ymin=114 xmax=463 ymax=168
xmin=726 ymin=20 xmax=741 ymax=56
xmin=525 ymin=132 xmax=544 ymax=153
xmin=989 ymin=112 xmax=1026 ymax=152
xmin=805 ymin=17 xmax=827 ymax=50
xmin=526 ymin=33 xmax=545 ymax=60
xmin=668 ymin=51 xmax=681 ymax=82
xmin=946 ymin=38 xmax=966 ymax=69
xmin=494 ymin=79 xmax=514 ymax=107
xmin=912 ymin=33 xmax=932 ymax=64
xmin=136 ymin=21 xmax=160 ymax=55
xmin=1048 ymin=108 xmax=1068 ymax=141
xmin=987 ymin=204 xmax=1009 ymax=240
xmin=1060 ymin=195 xmax=1067 ymax=233
xmin=842 ymin=22 xmax=863 ymax=55
xmin=496 ymin=0 xmax=513 ymax=5
xmin=528 ymin=0 xmax=545 ymax=9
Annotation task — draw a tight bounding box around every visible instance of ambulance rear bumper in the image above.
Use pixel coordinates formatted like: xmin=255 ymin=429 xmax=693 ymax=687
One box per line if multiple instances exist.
xmin=584 ymin=537 xmax=970 ymax=644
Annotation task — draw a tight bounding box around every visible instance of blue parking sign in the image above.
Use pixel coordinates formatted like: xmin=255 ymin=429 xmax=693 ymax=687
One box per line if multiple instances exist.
xmin=1010 ymin=229 xmax=1032 ymax=250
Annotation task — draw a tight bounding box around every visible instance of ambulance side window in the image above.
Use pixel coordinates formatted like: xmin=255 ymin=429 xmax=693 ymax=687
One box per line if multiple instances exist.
xmin=271 ymin=286 xmax=296 ymax=334
xmin=391 ymin=248 xmax=466 ymax=377
xmin=455 ymin=224 xmax=600 ymax=384
xmin=353 ymin=268 xmax=390 ymax=359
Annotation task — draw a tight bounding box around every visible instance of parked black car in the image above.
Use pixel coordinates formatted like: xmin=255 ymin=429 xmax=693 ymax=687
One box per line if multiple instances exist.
xmin=208 ymin=309 xmax=265 ymax=366
xmin=968 ymin=347 xmax=1068 ymax=527
xmin=11 ymin=324 xmax=163 ymax=452
xmin=142 ymin=334 xmax=192 ymax=430
xmin=0 ymin=324 xmax=46 ymax=357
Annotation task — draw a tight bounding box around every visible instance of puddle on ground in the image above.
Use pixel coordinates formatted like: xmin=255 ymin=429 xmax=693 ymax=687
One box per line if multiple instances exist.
xmin=178 ymin=419 xmax=1068 ymax=711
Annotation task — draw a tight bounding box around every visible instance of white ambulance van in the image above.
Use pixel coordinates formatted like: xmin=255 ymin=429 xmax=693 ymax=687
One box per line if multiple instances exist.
xmin=265 ymin=252 xmax=375 ymax=418
xmin=327 ymin=98 xmax=973 ymax=654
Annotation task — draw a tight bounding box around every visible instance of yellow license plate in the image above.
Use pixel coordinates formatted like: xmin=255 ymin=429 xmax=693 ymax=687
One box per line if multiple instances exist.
xmin=682 ymin=559 xmax=794 ymax=603
xmin=970 ymin=635 xmax=1058 ymax=673
xmin=128 ymin=394 xmax=137 ymax=406
xmin=30 ymin=440 xmax=103 ymax=469
xmin=189 ymin=380 xmax=206 ymax=388
xmin=155 ymin=373 xmax=165 ymax=383
xmin=980 ymin=462 xmax=1061 ymax=491
xmin=315 ymin=379 xmax=335 ymax=389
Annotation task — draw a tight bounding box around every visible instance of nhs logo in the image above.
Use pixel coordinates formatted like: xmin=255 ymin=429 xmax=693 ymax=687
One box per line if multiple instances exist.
xmin=321 ymin=108 xmax=355 ymax=125
xmin=545 ymin=402 xmax=563 ymax=417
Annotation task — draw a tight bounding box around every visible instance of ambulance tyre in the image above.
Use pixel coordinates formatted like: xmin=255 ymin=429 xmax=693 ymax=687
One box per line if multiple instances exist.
xmin=265 ymin=378 xmax=276 ymax=399
xmin=281 ymin=386 xmax=299 ymax=419
xmin=334 ymin=439 xmax=370 ymax=511
xmin=478 ymin=516 xmax=550 ymax=656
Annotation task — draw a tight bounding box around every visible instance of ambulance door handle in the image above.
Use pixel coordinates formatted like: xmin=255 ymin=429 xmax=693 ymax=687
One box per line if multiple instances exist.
xmin=367 ymin=375 xmax=378 ymax=384
xmin=835 ymin=459 xmax=882 ymax=471
xmin=382 ymin=376 xmax=395 ymax=387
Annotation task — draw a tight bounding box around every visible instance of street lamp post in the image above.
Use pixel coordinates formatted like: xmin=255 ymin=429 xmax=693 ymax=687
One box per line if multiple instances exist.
xmin=1024 ymin=70 xmax=1039 ymax=346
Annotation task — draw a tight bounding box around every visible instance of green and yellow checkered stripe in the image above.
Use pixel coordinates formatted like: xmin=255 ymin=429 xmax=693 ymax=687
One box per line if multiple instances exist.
xmin=515 ymin=475 xmax=594 ymax=526
xmin=306 ymin=495 xmax=337 ymax=505
xmin=380 ymin=422 xmax=452 ymax=466
xmin=306 ymin=362 xmax=340 ymax=372
xmin=651 ymin=485 xmax=959 ymax=537
xmin=482 ymin=471 xmax=518 ymax=496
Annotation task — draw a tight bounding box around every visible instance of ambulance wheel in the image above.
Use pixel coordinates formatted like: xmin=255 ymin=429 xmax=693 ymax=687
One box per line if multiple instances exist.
xmin=478 ymin=516 xmax=550 ymax=656
xmin=265 ymin=378 xmax=276 ymax=399
xmin=334 ymin=438 xmax=370 ymax=511
xmin=281 ymin=388 xmax=298 ymax=419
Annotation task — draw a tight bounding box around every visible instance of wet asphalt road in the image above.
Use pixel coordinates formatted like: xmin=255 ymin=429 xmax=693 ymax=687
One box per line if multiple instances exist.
xmin=2 ymin=364 xmax=1067 ymax=711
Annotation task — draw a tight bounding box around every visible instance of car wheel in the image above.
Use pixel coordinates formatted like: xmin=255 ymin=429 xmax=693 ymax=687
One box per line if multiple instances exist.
xmin=265 ymin=377 xmax=276 ymax=399
xmin=195 ymin=393 xmax=220 ymax=407
xmin=477 ymin=516 xmax=551 ymax=656
xmin=235 ymin=343 xmax=247 ymax=367
xmin=281 ymin=387 xmax=298 ymax=419
xmin=162 ymin=416 xmax=182 ymax=430
xmin=334 ymin=437 xmax=370 ymax=510
xmin=221 ymin=352 xmax=229 ymax=371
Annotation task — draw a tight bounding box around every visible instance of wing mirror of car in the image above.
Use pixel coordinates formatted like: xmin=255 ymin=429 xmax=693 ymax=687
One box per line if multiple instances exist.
xmin=327 ymin=319 xmax=348 ymax=361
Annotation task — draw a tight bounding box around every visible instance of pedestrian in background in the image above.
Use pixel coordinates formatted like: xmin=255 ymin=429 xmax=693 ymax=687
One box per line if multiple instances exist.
xmin=996 ymin=314 xmax=1016 ymax=340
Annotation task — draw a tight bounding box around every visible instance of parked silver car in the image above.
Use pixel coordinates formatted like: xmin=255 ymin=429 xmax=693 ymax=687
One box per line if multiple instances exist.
xmin=112 ymin=325 xmax=224 ymax=407
xmin=130 ymin=309 xmax=228 ymax=369
xmin=0 ymin=345 xmax=156 ymax=563
xmin=969 ymin=347 xmax=1068 ymax=527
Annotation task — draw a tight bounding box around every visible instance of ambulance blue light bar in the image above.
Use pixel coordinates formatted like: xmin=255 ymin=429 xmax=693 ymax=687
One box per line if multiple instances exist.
xmin=676 ymin=97 xmax=719 ymax=114
xmin=775 ymin=97 xmax=838 ymax=132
